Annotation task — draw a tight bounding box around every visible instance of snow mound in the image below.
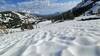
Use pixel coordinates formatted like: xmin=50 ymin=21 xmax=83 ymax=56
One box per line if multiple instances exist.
xmin=0 ymin=19 xmax=100 ymax=56
xmin=74 ymin=15 xmax=100 ymax=20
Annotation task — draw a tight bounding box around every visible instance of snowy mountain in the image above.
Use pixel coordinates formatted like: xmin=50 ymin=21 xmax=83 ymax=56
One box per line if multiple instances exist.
xmin=0 ymin=0 xmax=100 ymax=56
xmin=78 ymin=0 xmax=100 ymax=16
xmin=40 ymin=0 xmax=100 ymax=22
xmin=0 ymin=0 xmax=99 ymax=29
xmin=0 ymin=11 xmax=38 ymax=28
xmin=81 ymin=0 xmax=100 ymax=16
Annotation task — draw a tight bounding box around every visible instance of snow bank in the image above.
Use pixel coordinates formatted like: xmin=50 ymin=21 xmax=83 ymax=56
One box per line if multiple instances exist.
xmin=74 ymin=15 xmax=100 ymax=20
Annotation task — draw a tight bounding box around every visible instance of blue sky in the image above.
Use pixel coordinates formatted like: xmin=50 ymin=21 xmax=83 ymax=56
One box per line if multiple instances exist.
xmin=0 ymin=0 xmax=80 ymax=4
xmin=0 ymin=0 xmax=81 ymax=14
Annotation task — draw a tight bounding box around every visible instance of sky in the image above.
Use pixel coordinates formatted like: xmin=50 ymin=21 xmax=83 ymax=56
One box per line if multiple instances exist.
xmin=0 ymin=0 xmax=81 ymax=15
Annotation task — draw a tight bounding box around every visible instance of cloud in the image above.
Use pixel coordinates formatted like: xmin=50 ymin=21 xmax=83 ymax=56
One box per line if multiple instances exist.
xmin=48 ymin=1 xmax=80 ymax=11
xmin=0 ymin=0 xmax=6 ymax=4
xmin=0 ymin=0 xmax=81 ymax=14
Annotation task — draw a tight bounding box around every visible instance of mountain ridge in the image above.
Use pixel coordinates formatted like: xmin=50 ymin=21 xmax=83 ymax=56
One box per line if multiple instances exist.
xmin=0 ymin=0 xmax=99 ymax=28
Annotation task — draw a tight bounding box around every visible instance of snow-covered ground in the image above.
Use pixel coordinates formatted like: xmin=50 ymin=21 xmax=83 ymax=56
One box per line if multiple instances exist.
xmin=75 ymin=15 xmax=100 ymax=20
xmin=0 ymin=19 xmax=100 ymax=56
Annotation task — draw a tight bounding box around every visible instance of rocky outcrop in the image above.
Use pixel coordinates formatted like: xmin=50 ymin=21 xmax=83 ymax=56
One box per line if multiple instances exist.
xmin=0 ymin=11 xmax=35 ymax=28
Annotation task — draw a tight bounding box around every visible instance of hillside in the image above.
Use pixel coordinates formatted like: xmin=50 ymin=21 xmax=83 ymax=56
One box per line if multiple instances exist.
xmin=0 ymin=11 xmax=37 ymax=28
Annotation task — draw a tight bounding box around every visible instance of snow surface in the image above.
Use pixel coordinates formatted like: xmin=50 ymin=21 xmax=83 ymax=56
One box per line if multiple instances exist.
xmin=0 ymin=18 xmax=100 ymax=56
xmin=75 ymin=15 xmax=100 ymax=20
